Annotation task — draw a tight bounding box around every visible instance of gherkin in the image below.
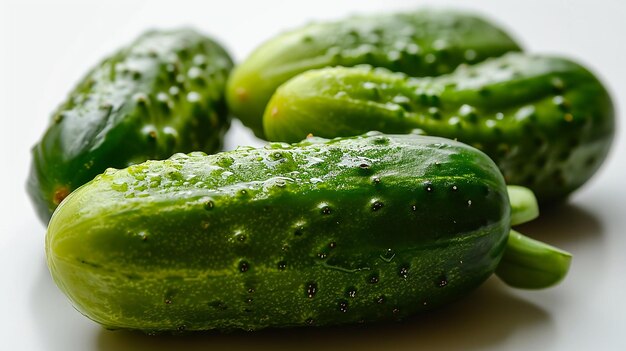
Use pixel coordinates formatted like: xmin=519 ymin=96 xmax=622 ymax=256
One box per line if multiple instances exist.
xmin=47 ymin=133 xmax=570 ymax=332
xmin=264 ymin=54 xmax=614 ymax=203
xmin=227 ymin=9 xmax=522 ymax=138
xmin=28 ymin=28 xmax=234 ymax=223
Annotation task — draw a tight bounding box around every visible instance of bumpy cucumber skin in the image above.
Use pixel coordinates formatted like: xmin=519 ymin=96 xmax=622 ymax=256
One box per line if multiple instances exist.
xmin=227 ymin=9 xmax=521 ymax=137
xmin=47 ymin=134 xmax=510 ymax=332
xmin=28 ymin=29 xmax=234 ymax=223
xmin=264 ymin=53 xmax=614 ymax=203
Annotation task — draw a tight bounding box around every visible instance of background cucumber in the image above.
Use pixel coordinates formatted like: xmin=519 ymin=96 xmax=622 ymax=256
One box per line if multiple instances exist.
xmin=227 ymin=9 xmax=522 ymax=137
xmin=264 ymin=53 xmax=614 ymax=203
xmin=27 ymin=28 xmax=234 ymax=223
xmin=47 ymin=133 xmax=512 ymax=332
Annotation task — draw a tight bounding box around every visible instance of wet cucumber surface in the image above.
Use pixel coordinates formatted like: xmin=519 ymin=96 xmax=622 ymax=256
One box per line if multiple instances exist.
xmin=264 ymin=53 xmax=614 ymax=202
xmin=28 ymin=29 xmax=233 ymax=223
xmin=47 ymin=133 xmax=510 ymax=332
xmin=227 ymin=9 xmax=521 ymax=137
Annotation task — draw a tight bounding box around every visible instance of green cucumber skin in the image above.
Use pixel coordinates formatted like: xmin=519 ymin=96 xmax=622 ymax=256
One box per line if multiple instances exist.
xmin=264 ymin=53 xmax=614 ymax=203
xmin=28 ymin=29 xmax=234 ymax=223
xmin=47 ymin=134 xmax=510 ymax=332
xmin=227 ymin=9 xmax=521 ymax=137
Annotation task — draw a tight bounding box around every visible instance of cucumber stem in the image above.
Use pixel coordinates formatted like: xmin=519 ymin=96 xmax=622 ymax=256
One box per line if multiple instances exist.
xmin=496 ymin=230 xmax=572 ymax=289
xmin=507 ymin=185 xmax=539 ymax=226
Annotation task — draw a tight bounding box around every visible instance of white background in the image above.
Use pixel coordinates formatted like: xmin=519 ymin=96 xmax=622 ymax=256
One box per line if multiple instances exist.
xmin=1 ymin=0 xmax=625 ymax=350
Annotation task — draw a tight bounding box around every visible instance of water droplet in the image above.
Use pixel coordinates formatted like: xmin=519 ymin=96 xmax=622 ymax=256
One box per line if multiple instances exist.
xmin=423 ymin=181 xmax=433 ymax=192
xmin=553 ymin=96 xmax=570 ymax=111
xmin=467 ymin=200 xmax=472 ymax=207
xmin=305 ymin=318 xmax=314 ymax=325
xmin=411 ymin=205 xmax=417 ymax=212
xmin=376 ymin=295 xmax=385 ymax=304
xmin=435 ymin=275 xmax=448 ymax=288
xmin=385 ymin=49 xmax=401 ymax=62
xmin=187 ymin=91 xmax=200 ymax=102
xmin=464 ymin=49 xmax=477 ymax=61
xmin=320 ymin=204 xmax=332 ymax=215
xmin=277 ymin=261 xmax=286 ymax=270
xmin=306 ymin=282 xmax=317 ymax=298
xmin=392 ymin=307 xmax=400 ymax=314
xmin=329 ymin=242 xmax=337 ymax=249
xmin=405 ymin=43 xmax=420 ymax=55
xmin=142 ymin=125 xmax=157 ymax=141
xmin=515 ymin=105 xmax=536 ymax=121
xmin=270 ymin=151 xmax=284 ymax=160
xmin=317 ymin=252 xmax=327 ymax=259
xmin=392 ymin=95 xmax=410 ymax=105
xmin=239 ymin=261 xmax=249 ymax=273
xmin=346 ymin=288 xmax=357 ymax=298
xmin=204 ymin=199 xmax=214 ymax=210
xmin=448 ymin=116 xmax=461 ymax=126
xmin=372 ymin=177 xmax=381 ymax=184
xmin=310 ymin=177 xmax=323 ymax=184
xmin=362 ymin=81 xmax=377 ymax=90
xmin=169 ymin=86 xmax=180 ymax=96
xmin=338 ymin=300 xmax=348 ymax=313
xmin=428 ymin=107 xmax=441 ymax=119
xmin=371 ymin=200 xmax=384 ymax=211
xmin=399 ymin=266 xmax=408 ymax=279
xmin=452 ymin=185 xmax=458 ymax=191
xmin=369 ymin=274 xmax=379 ymax=284
xmin=373 ymin=136 xmax=390 ymax=145
xmin=247 ymin=287 xmax=255 ymax=294
xmin=137 ymin=231 xmax=148 ymax=241
xmin=359 ymin=163 xmax=371 ymax=169
xmin=233 ymin=232 xmax=246 ymax=243
xmin=433 ymin=39 xmax=448 ymax=50
xmin=187 ymin=67 xmax=202 ymax=79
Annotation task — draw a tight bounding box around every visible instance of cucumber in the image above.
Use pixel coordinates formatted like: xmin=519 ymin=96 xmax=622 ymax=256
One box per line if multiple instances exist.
xmin=264 ymin=53 xmax=614 ymax=203
xmin=47 ymin=133 xmax=569 ymax=332
xmin=227 ymin=9 xmax=521 ymax=137
xmin=27 ymin=28 xmax=234 ymax=223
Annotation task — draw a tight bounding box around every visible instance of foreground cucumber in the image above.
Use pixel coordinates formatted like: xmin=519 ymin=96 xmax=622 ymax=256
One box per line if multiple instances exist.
xmin=47 ymin=133 xmax=569 ymax=331
xmin=28 ymin=29 xmax=234 ymax=223
xmin=227 ymin=9 xmax=521 ymax=137
xmin=264 ymin=53 xmax=614 ymax=202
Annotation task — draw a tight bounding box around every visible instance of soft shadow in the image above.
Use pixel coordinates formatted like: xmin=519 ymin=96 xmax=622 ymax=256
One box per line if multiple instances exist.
xmin=30 ymin=256 xmax=101 ymax=351
xmin=516 ymin=203 xmax=603 ymax=246
xmin=97 ymin=278 xmax=552 ymax=351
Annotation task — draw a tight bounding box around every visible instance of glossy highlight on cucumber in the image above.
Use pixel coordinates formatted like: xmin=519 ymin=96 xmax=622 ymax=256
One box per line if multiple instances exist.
xmin=227 ymin=9 xmax=521 ymax=137
xmin=47 ymin=133 xmax=569 ymax=332
xmin=264 ymin=53 xmax=614 ymax=202
xmin=28 ymin=28 xmax=234 ymax=223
